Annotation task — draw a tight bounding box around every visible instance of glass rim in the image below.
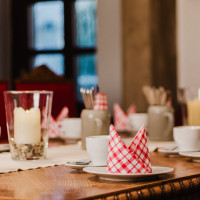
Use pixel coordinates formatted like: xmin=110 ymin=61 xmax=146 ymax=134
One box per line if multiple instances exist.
xmin=4 ymin=90 xmax=53 ymax=95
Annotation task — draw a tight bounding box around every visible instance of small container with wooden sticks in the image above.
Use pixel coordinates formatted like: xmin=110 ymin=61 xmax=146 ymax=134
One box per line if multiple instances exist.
xmin=80 ymin=87 xmax=111 ymax=149
xmin=142 ymin=86 xmax=174 ymax=141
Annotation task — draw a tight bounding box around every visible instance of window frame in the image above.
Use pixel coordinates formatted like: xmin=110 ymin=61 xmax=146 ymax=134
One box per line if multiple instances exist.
xmin=11 ymin=0 xmax=96 ymax=81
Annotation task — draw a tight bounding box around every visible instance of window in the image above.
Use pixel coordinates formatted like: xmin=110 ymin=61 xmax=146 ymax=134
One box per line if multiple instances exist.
xmin=12 ymin=0 xmax=98 ymax=102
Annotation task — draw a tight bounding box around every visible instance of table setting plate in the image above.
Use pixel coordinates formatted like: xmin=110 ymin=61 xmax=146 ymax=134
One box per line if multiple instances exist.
xmin=65 ymin=159 xmax=106 ymax=170
xmin=179 ymin=152 xmax=200 ymax=162
xmin=157 ymin=146 xmax=184 ymax=157
xmin=83 ymin=166 xmax=174 ymax=181
xmin=158 ymin=146 xmax=200 ymax=157
xmin=158 ymin=146 xmax=179 ymax=154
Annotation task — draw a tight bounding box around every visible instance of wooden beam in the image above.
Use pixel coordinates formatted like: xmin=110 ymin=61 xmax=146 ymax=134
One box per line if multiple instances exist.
xmin=150 ymin=0 xmax=177 ymax=107
xmin=122 ymin=0 xmax=177 ymax=112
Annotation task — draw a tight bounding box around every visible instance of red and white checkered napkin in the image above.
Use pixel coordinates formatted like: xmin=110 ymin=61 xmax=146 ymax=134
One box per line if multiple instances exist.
xmin=93 ymin=93 xmax=108 ymax=110
xmin=107 ymin=125 xmax=152 ymax=174
xmin=113 ymin=103 xmax=136 ymax=131
xmin=49 ymin=107 xmax=69 ymax=138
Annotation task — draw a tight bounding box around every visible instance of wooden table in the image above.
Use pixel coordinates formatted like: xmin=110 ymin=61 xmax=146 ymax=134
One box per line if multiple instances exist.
xmin=0 ymin=144 xmax=200 ymax=200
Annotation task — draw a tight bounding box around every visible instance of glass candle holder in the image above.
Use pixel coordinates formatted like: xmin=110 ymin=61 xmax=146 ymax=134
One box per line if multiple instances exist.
xmin=4 ymin=91 xmax=53 ymax=160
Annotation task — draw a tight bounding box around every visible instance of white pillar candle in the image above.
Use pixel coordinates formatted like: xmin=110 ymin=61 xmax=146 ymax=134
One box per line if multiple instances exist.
xmin=14 ymin=107 xmax=41 ymax=144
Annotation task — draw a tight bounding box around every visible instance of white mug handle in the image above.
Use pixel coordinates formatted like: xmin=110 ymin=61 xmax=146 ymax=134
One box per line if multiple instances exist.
xmin=163 ymin=111 xmax=174 ymax=137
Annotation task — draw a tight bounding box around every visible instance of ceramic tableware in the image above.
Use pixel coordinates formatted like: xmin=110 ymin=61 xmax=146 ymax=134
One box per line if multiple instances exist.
xmin=58 ymin=118 xmax=81 ymax=141
xmin=128 ymin=113 xmax=148 ymax=132
xmin=148 ymin=105 xmax=174 ymax=141
xmin=86 ymin=135 xmax=109 ymax=166
xmin=83 ymin=166 xmax=174 ymax=181
xmin=173 ymin=126 xmax=200 ymax=152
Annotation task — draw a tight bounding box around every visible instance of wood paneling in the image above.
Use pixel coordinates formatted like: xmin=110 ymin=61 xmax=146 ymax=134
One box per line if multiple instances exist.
xmin=122 ymin=0 xmax=177 ymax=112
xmin=122 ymin=0 xmax=152 ymax=112
xmin=150 ymin=0 xmax=177 ymax=107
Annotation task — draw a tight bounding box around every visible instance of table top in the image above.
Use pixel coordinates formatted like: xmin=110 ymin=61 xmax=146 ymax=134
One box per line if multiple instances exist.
xmin=0 ymin=141 xmax=200 ymax=200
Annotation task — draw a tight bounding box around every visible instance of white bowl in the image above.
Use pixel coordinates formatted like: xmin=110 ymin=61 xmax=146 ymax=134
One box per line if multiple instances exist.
xmin=58 ymin=118 xmax=81 ymax=140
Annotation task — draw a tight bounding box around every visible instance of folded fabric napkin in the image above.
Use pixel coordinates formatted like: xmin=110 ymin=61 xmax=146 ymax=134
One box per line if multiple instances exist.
xmin=113 ymin=103 xmax=136 ymax=131
xmin=93 ymin=93 xmax=108 ymax=110
xmin=49 ymin=107 xmax=69 ymax=138
xmin=107 ymin=124 xmax=152 ymax=174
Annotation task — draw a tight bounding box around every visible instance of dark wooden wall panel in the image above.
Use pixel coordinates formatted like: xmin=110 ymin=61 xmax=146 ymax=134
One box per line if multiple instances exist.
xmin=150 ymin=0 xmax=177 ymax=107
xmin=122 ymin=0 xmax=177 ymax=112
xmin=122 ymin=0 xmax=152 ymax=112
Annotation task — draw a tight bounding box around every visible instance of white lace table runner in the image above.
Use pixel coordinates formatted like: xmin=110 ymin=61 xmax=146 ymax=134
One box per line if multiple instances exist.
xmin=0 ymin=143 xmax=88 ymax=173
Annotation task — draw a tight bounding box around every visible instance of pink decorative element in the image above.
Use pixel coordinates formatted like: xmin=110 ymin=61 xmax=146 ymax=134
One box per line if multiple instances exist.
xmin=48 ymin=107 xmax=69 ymax=138
xmin=127 ymin=104 xmax=136 ymax=116
xmin=93 ymin=93 xmax=108 ymax=111
xmin=113 ymin=103 xmax=136 ymax=132
xmin=107 ymin=125 xmax=152 ymax=174
xmin=48 ymin=116 xmax=58 ymax=138
xmin=56 ymin=107 xmax=69 ymax=121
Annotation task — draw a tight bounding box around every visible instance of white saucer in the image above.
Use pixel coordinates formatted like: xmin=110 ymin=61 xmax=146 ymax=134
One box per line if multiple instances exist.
xmin=65 ymin=159 xmax=106 ymax=170
xmin=179 ymin=152 xmax=200 ymax=162
xmin=158 ymin=146 xmax=200 ymax=157
xmin=158 ymin=146 xmax=179 ymax=154
xmin=83 ymin=166 xmax=174 ymax=181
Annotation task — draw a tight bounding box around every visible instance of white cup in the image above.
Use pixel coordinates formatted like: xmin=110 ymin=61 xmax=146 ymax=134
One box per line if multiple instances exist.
xmin=128 ymin=113 xmax=148 ymax=131
xmin=173 ymin=126 xmax=200 ymax=151
xmin=86 ymin=135 xmax=109 ymax=166
xmin=58 ymin=118 xmax=81 ymax=140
